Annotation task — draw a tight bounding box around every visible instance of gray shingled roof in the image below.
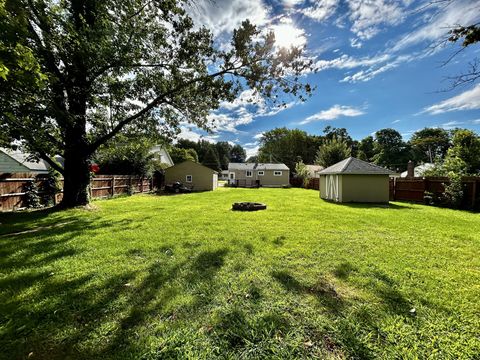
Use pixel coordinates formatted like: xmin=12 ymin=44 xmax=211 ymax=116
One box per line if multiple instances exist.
xmin=318 ymin=157 xmax=393 ymax=175
xmin=0 ymin=148 xmax=50 ymax=172
xmin=228 ymin=163 xmax=289 ymax=171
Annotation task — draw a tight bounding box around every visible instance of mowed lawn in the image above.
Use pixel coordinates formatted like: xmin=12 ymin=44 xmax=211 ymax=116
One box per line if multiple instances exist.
xmin=1 ymin=188 xmax=479 ymax=359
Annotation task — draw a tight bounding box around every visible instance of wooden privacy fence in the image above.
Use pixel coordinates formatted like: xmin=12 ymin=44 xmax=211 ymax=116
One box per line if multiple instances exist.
xmin=0 ymin=173 xmax=152 ymax=212
xmin=389 ymin=176 xmax=480 ymax=209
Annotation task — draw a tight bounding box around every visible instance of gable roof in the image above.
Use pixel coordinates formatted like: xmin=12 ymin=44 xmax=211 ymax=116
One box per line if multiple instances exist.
xmin=318 ymin=157 xmax=393 ymax=175
xmin=166 ymin=160 xmax=218 ymax=174
xmin=400 ymin=163 xmax=434 ymax=178
xmin=228 ymin=163 xmax=289 ymax=171
xmin=150 ymin=145 xmax=174 ymax=166
xmin=0 ymin=148 xmax=50 ymax=172
xmin=305 ymin=164 xmax=324 ymax=177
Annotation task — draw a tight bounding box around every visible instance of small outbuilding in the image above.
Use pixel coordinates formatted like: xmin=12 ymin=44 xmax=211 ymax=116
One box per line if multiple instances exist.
xmin=318 ymin=157 xmax=393 ymax=203
xmin=164 ymin=160 xmax=218 ymax=191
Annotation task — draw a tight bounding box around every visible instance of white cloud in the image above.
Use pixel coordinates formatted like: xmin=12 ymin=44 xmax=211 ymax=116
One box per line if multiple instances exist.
xmin=253 ymin=133 xmax=264 ymax=140
xmin=301 ymin=0 xmax=338 ymax=22
xmin=392 ymin=119 xmax=401 ymax=124
xmin=314 ymin=53 xmax=391 ymax=71
xmin=209 ymin=90 xmax=297 ymax=133
xmin=282 ymin=0 xmax=304 ymax=7
xmin=346 ymin=0 xmax=407 ymax=40
xmin=439 ymin=120 xmax=465 ymax=130
xmin=350 ymin=38 xmax=362 ymax=49
xmin=299 ymin=105 xmax=365 ymax=124
xmin=177 ymin=126 xmax=218 ymax=143
xmin=244 ymin=145 xmax=260 ymax=158
xmin=472 ymin=119 xmax=480 ymax=124
xmin=392 ymin=0 xmax=480 ymax=52
xmin=422 ymin=84 xmax=480 ymax=115
xmin=188 ymin=0 xmax=270 ymax=37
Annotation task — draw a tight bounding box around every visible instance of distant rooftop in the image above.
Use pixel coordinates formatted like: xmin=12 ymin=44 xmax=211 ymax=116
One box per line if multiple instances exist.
xmin=228 ymin=163 xmax=289 ymax=171
xmin=318 ymin=157 xmax=393 ymax=175
xmin=0 ymin=147 xmax=50 ymax=172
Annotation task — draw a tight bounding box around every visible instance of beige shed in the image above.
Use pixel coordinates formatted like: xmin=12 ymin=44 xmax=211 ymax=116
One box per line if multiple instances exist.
xmin=318 ymin=157 xmax=393 ymax=203
xmin=164 ymin=160 xmax=218 ymax=191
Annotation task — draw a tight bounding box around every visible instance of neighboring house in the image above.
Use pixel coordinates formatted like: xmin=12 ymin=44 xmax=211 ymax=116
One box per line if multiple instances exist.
xmin=400 ymin=163 xmax=434 ymax=178
xmin=150 ymin=145 xmax=174 ymax=168
xmin=228 ymin=163 xmax=290 ymax=187
xmin=0 ymin=148 xmax=50 ymax=174
xmin=305 ymin=165 xmax=324 ymax=178
xmin=219 ymin=170 xmax=229 ymax=181
xmin=164 ymin=160 xmax=218 ymax=191
xmin=318 ymin=157 xmax=393 ymax=203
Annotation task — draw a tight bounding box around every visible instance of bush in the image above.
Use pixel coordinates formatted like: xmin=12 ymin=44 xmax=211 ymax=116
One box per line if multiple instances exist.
xmin=23 ymin=181 xmax=42 ymax=209
xmin=442 ymin=175 xmax=464 ymax=209
xmin=39 ymin=170 xmax=61 ymax=206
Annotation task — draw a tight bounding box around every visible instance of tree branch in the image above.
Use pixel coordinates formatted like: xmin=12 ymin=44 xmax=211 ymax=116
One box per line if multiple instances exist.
xmin=88 ymin=65 xmax=243 ymax=153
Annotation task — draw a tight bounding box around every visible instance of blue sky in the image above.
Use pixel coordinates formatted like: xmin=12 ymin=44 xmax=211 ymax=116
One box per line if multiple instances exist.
xmin=183 ymin=0 xmax=480 ymax=157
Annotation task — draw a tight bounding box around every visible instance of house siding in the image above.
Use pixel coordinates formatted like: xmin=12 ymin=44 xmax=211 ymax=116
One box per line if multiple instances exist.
xmin=229 ymin=168 xmax=290 ymax=187
xmin=165 ymin=161 xmax=217 ymax=191
xmin=341 ymin=174 xmax=389 ymax=203
xmin=0 ymin=152 xmax=31 ymax=173
xmin=320 ymin=174 xmax=389 ymax=203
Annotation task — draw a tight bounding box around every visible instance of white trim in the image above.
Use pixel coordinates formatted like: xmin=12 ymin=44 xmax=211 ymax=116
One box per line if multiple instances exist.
xmin=273 ymin=171 xmax=282 ymax=176
xmin=246 ymin=170 xmax=253 ymax=177
xmin=257 ymin=171 xmax=264 ymax=176
xmin=185 ymin=175 xmax=192 ymax=183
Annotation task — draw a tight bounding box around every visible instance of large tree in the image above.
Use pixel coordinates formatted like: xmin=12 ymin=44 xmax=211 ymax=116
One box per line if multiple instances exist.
xmin=230 ymin=144 xmax=246 ymax=163
xmin=315 ymin=137 xmax=351 ymax=168
xmin=373 ymin=128 xmax=411 ymax=171
xmin=409 ymin=128 xmax=450 ymax=163
xmin=0 ymin=0 xmax=312 ymax=207
xmin=258 ymin=127 xmax=320 ymax=169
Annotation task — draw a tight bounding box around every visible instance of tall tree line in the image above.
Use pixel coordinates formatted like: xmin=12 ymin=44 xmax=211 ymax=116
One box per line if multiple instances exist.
xmin=257 ymin=126 xmax=480 ymax=174
xmin=175 ymin=140 xmax=246 ymax=171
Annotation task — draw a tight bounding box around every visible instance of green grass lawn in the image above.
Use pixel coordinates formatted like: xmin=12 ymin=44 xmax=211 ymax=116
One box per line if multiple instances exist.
xmin=1 ymin=188 xmax=479 ymax=359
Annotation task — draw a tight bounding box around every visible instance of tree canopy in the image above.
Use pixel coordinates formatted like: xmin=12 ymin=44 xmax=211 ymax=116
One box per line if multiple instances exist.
xmin=0 ymin=0 xmax=313 ymax=207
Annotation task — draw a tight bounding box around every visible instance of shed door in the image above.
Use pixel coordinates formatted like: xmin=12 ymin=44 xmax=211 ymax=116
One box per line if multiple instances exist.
xmin=326 ymin=175 xmax=339 ymax=201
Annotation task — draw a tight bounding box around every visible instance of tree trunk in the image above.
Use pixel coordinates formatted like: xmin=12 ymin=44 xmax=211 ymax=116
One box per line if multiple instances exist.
xmin=61 ymin=146 xmax=91 ymax=208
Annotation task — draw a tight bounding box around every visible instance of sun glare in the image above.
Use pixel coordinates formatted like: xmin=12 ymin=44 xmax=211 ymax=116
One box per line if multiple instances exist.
xmin=271 ymin=22 xmax=307 ymax=49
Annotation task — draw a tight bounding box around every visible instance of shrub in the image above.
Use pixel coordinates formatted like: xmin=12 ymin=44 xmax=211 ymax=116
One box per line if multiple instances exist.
xmin=39 ymin=170 xmax=61 ymax=206
xmin=23 ymin=181 xmax=42 ymax=209
xmin=442 ymin=175 xmax=464 ymax=209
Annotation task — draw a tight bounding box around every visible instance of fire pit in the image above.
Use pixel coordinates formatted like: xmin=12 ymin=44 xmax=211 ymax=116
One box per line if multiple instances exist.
xmin=232 ymin=202 xmax=267 ymax=211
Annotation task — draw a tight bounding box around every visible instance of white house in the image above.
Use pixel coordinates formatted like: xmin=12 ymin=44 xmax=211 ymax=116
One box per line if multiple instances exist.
xmin=149 ymin=145 xmax=174 ymax=168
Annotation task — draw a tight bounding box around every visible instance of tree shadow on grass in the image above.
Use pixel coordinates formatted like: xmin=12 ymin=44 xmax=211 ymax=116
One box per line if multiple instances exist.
xmin=335 ymin=202 xmax=415 ymax=210
xmin=270 ymin=265 xmax=417 ymax=359
xmin=272 ymin=270 xmax=343 ymax=314
xmin=95 ymin=248 xmax=230 ymax=358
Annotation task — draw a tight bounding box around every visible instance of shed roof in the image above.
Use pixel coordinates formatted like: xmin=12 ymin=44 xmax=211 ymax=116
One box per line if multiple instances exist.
xmin=318 ymin=157 xmax=393 ymax=175
xmin=0 ymin=147 xmax=50 ymax=172
xmin=165 ymin=160 xmax=218 ymax=174
xmin=228 ymin=163 xmax=289 ymax=171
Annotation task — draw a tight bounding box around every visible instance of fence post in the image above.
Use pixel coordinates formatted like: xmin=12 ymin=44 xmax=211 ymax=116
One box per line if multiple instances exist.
xmin=111 ymin=176 xmax=115 ymax=197
xmin=129 ymin=176 xmax=132 ymax=194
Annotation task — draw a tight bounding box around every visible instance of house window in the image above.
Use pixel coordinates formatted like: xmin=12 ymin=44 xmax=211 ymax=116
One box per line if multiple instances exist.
xmin=273 ymin=171 xmax=282 ymax=176
xmin=257 ymin=171 xmax=264 ymax=176
xmin=229 ymin=173 xmax=235 ymax=179
xmin=186 ymin=175 xmax=192 ymax=182
xmin=246 ymin=170 xmax=253 ymax=177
